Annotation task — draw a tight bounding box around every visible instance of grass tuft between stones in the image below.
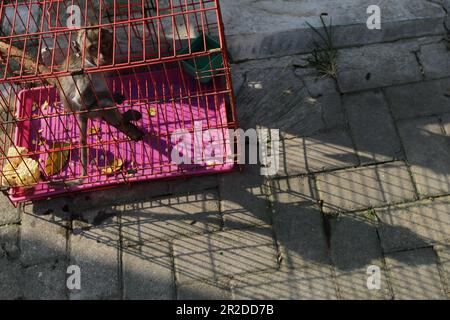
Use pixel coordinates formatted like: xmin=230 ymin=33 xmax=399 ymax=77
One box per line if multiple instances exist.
xmin=305 ymin=14 xmax=338 ymax=79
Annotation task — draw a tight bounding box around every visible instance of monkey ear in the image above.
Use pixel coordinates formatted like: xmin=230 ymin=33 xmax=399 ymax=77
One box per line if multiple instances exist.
xmin=82 ymin=21 xmax=95 ymax=31
xmin=102 ymin=28 xmax=113 ymax=41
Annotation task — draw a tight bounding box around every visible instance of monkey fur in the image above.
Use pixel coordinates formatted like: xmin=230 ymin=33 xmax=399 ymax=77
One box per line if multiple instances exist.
xmin=0 ymin=26 xmax=145 ymax=178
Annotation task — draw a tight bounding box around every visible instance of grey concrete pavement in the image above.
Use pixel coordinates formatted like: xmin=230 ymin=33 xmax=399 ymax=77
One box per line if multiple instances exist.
xmin=1 ymin=1 xmax=450 ymax=300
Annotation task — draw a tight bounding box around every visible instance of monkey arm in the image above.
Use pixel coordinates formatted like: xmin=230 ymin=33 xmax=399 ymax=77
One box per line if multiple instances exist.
xmin=0 ymin=40 xmax=143 ymax=175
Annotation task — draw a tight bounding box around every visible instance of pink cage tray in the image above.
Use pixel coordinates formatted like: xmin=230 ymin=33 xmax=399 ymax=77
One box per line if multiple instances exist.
xmin=9 ymin=69 xmax=235 ymax=203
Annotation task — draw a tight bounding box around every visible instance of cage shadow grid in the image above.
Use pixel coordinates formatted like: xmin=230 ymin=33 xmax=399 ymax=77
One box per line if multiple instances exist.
xmin=0 ymin=0 xmax=238 ymax=204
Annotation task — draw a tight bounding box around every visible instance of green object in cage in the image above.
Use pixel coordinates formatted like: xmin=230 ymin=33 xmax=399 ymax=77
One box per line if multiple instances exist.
xmin=178 ymin=34 xmax=224 ymax=83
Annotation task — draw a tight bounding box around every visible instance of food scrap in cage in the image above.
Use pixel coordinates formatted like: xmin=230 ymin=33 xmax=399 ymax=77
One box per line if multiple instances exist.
xmin=1 ymin=147 xmax=40 ymax=188
xmin=0 ymin=0 xmax=237 ymax=203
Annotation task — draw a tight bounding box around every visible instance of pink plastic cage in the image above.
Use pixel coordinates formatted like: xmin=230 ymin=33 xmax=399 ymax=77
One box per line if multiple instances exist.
xmin=0 ymin=0 xmax=238 ymax=204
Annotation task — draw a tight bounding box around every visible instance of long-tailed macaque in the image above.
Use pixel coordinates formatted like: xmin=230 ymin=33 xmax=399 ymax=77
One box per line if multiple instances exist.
xmin=0 ymin=26 xmax=144 ymax=178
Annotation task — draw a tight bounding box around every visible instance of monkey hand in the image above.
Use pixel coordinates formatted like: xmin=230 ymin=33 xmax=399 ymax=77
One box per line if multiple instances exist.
xmin=113 ymin=92 xmax=126 ymax=105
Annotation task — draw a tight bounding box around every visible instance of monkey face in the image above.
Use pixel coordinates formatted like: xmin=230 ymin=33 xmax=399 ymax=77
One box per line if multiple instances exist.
xmin=78 ymin=27 xmax=113 ymax=66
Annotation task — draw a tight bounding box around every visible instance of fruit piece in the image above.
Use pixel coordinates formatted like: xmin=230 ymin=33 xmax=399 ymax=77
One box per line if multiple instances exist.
xmin=206 ymin=160 xmax=216 ymax=166
xmin=42 ymin=101 xmax=49 ymax=111
xmin=0 ymin=163 xmax=19 ymax=187
xmin=148 ymin=107 xmax=157 ymax=117
xmin=6 ymin=146 xmax=28 ymax=168
xmin=101 ymin=159 xmax=123 ymax=175
xmin=45 ymin=142 xmax=71 ymax=176
xmin=16 ymin=158 xmax=40 ymax=187
xmin=88 ymin=126 xmax=101 ymax=135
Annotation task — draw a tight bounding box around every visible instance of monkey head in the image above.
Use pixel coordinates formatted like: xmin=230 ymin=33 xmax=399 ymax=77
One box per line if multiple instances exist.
xmin=77 ymin=26 xmax=113 ymax=66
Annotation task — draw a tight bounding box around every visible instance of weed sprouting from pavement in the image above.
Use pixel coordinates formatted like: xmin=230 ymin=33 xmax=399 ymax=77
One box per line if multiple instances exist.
xmin=305 ymin=14 xmax=338 ymax=79
xmin=365 ymin=208 xmax=378 ymax=222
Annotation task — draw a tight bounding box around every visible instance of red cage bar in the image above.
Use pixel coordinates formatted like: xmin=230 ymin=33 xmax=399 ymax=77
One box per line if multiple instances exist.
xmin=0 ymin=0 xmax=238 ymax=204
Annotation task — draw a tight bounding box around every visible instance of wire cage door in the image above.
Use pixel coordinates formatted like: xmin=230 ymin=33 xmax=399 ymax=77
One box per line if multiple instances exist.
xmin=0 ymin=0 xmax=238 ymax=204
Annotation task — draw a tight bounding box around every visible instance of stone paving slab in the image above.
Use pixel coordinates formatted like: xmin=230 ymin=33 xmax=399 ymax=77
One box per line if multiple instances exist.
xmin=222 ymin=0 xmax=448 ymax=61
xmin=0 ymin=258 xmax=22 ymax=300
xmin=275 ymin=138 xmax=306 ymax=177
xmin=385 ymin=248 xmax=447 ymax=299
xmin=45 ymin=175 xmax=218 ymax=215
xmin=20 ymin=212 xmax=67 ymax=266
xmin=0 ymin=255 xmax=67 ymax=300
xmin=317 ymin=162 xmax=416 ymax=214
xmin=0 ymin=195 xmax=19 ymax=225
xmin=20 ymin=260 xmax=67 ymax=300
xmin=274 ymin=204 xmax=329 ymax=269
xmin=68 ymin=183 xmax=170 ymax=210
xmin=330 ymin=214 xmax=392 ymax=299
xmin=434 ymin=245 xmax=450 ymax=293
xmin=397 ymin=116 xmax=450 ymax=198
xmin=337 ymin=40 xmax=424 ymax=93
xmin=384 ymin=78 xmax=450 ymax=120
xmin=237 ymin=64 xmax=344 ymax=139
xmin=0 ymin=225 xmax=19 ymax=260
xmin=343 ymin=91 xmax=403 ymax=164
xmin=122 ymin=242 xmax=174 ymax=300
xmin=377 ymin=198 xmax=450 ymax=253
xmin=121 ymin=192 xmax=221 ymax=245
xmin=0 ymin=226 xmax=22 ymax=300
xmin=231 ymin=267 xmax=338 ymax=300
xmin=269 ymin=177 xmax=329 ymax=268
xmin=23 ymin=197 xmax=73 ymax=219
xmin=173 ymin=226 xmax=277 ymax=284
xmin=418 ymin=41 xmax=450 ymax=80
xmin=219 ymin=165 xmax=271 ymax=230
xmin=177 ymin=280 xmax=231 ymax=300
xmin=167 ymin=175 xmax=219 ymax=196
xmin=277 ymin=130 xmax=358 ymax=177
xmin=237 ymin=65 xmax=313 ymax=133
xmin=297 ymin=72 xmax=340 ymax=98
xmin=69 ymin=222 xmax=121 ymax=300
xmin=46 ymin=176 xmax=217 ymax=215
xmin=71 ymin=206 xmax=122 ymax=228
xmin=270 ymin=176 xmax=317 ymax=207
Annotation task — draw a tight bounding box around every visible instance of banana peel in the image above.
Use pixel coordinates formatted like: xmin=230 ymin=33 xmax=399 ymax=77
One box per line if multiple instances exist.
xmin=16 ymin=158 xmax=41 ymax=187
xmin=45 ymin=142 xmax=71 ymax=176
xmin=7 ymin=146 xmax=28 ymax=167
xmin=88 ymin=126 xmax=102 ymax=135
xmin=101 ymin=159 xmax=123 ymax=175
